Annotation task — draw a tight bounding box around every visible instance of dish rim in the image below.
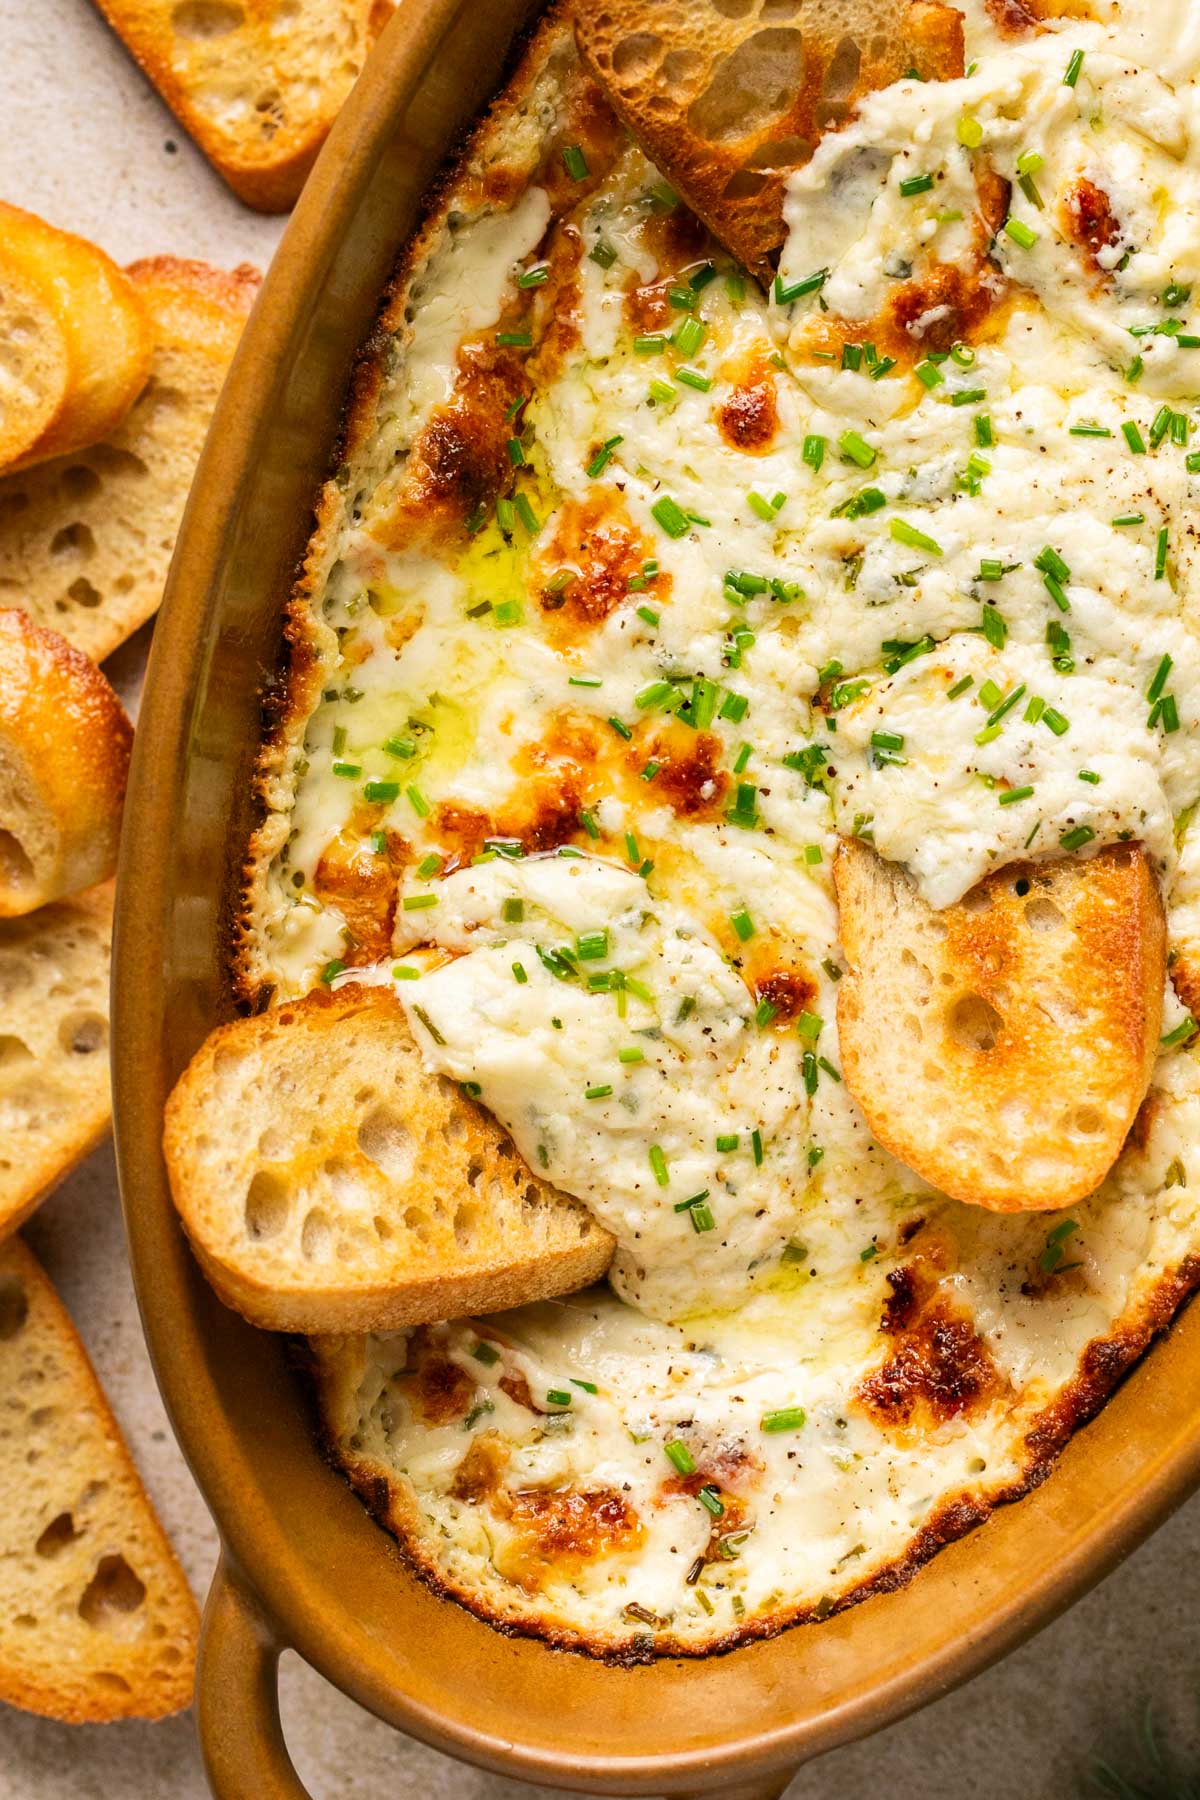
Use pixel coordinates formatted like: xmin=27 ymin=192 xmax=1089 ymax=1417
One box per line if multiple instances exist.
xmin=111 ymin=2 xmax=1200 ymax=1790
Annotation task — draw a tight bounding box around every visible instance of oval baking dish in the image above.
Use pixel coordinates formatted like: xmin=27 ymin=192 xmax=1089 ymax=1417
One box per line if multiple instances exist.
xmin=112 ymin=2 xmax=1200 ymax=1795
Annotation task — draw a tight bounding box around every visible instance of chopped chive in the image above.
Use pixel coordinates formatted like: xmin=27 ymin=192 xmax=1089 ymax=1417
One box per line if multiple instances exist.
xmin=716 ymin=1133 xmax=739 ymax=1152
xmin=496 ymin=330 xmax=531 ymax=347
xmin=571 ymin=1377 xmax=598 ymax=1394
xmin=676 ymin=365 xmax=713 ymax=392
xmin=975 ymin=415 xmax=994 ymax=448
xmin=673 ymin=315 xmax=705 ymax=358
xmin=607 ymin=715 xmax=632 ymax=740
xmin=950 ymin=388 xmax=987 ymax=407
xmin=651 ymin=495 xmax=691 ymax=538
xmin=589 ymin=239 xmax=617 ymax=269
xmin=1059 ymin=824 xmax=1096 ymax=851
xmin=1111 ymin=513 xmax=1144 ymax=527
xmin=562 ymin=144 xmax=589 ymax=180
xmin=719 ymin=691 xmax=749 ymax=722
xmin=774 ymin=268 xmax=827 ymax=304
xmin=587 ymin=435 xmax=623 ymax=479
xmin=634 ymin=333 xmax=668 ymax=354
xmin=392 ymin=964 xmax=419 ymax=981
xmin=1079 ymin=769 xmax=1100 ymax=784
xmin=1148 ymin=654 xmax=1173 ymax=702
xmin=981 ymin=604 xmax=1007 ymax=648
xmin=1162 ymin=1016 xmax=1198 ymax=1049
xmin=899 ymin=172 xmax=934 ymax=196
xmin=839 ymin=429 xmax=876 ymax=469
xmin=416 ymin=852 xmax=441 ymax=878
xmin=802 ymin=434 xmax=826 ymax=471
xmin=332 ymin=760 xmax=362 ymax=779
xmin=1069 ymin=421 xmax=1111 ymax=438
xmin=364 ymin=779 xmax=400 ymax=803
xmin=1063 ymin=47 xmax=1084 ymax=86
xmin=636 ymin=605 xmax=660 ymax=628
xmin=762 ymin=1406 xmax=806 ymax=1433
xmin=733 ymin=741 xmax=753 ymax=774
xmin=697 ymin=1485 xmax=724 ymax=1516
xmin=1155 ymin=527 xmax=1169 ymax=580
xmin=665 ymin=1439 xmax=696 ymax=1475
xmin=1126 ymin=356 xmax=1144 ymax=385
xmin=1004 ymin=217 xmax=1038 ymax=249
xmin=755 ymin=999 xmax=777 ymax=1027
xmin=320 ymin=958 xmax=345 ymax=984
xmin=804 ymin=844 xmax=823 ymax=864
xmin=890 ymin=518 xmax=943 ymax=555
xmin=915 ymin=359 xmax=944 ymax=389
xmin=568 ymin=673 xmax=603 ymax=688
xmin=576 ymin=929 xmax=609 ymax=961
xmin=406 ymin=784 xmax=430 ymax=818
xmin=493 ymin=596 xmax=523 ymax=624
xmin=1150 ymin=405 xmax=1173 ymax=448
xmin=649 ymin=1145 xmax=670 ymax=1187
xmin=619 ymin=1046 xmax=645 ymax=1065
xmin=585 ymin=1083 xmax=612 ymax=1099
xmin=518 ymin=262 xmax=550 ymax=289
xmin=412 ymin=1005 xmax=445 ymax=1045
xmin=579 ymin=808 xmax=599 ymax=839
xmin=796 ymin=1011 xmax=823 ymax=1041
xmin=730 ymin=906 xmax=755 ymax=942
xmin=998 ymin=785 xmax=1034 ymax=806
xmin=402 ymin=892 xmax=438 ymax=911
xmin=947 ymin=674 xmax=974 ymax=700
xmin=512 ymin=961 xmax=528 ymax=983
xmin=751 ymin=1127 xmax=764 ymax=1166
xmin=1042 ymin=706 xmax=1069 ymax=736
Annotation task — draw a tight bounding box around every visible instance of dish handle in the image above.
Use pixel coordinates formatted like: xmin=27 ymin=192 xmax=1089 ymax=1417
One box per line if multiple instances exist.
xmin=195 ymin=1552 xmax=314 ymax=1800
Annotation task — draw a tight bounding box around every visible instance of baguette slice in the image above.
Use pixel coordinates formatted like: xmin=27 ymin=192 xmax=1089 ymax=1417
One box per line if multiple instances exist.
xmin=163 ymin=983 xmax=614 ymax=1332
xmin=0 ymin=203 xmax=152 ymax=475
xmin=0 ymin=612 xmax=132 ymax=917
xmin=0 ymin=1237 xmax=198 ymax=1720
xmin=91 ymin=0 xmax=398 ymax=212
xmin=575 ymin=0 xmax=964 ymax=283
xmin=0 ymin=883 xmax=114 ymax=1240
xmin=833 ymin=839 xmax=1165 ymax=1212
xmin=0 ymin=257 xmax=259 ymax=662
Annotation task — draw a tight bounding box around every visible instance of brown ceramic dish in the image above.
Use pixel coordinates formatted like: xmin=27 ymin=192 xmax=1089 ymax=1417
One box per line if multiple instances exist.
xmin=112 ymin=3 xmax=1200 ymax=1795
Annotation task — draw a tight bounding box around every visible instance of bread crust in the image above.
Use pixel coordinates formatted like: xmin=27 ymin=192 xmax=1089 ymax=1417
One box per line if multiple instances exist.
xmin=91 ymin=0 xmax=398 ymax=211
xmin=575 ymin=0 xmax=965 ymax=282
xmin=0 ymin=612 xmax=132 ymax=917
xmin=0 ymin=202 xmax=152 ymax=474
xmin=0 ymin=1238 xmax=198 ymax=1720
xmin=0 ymin=257 xmax=260 ymax=663
xmin=0 ymin=881 xmax=115 ymax=1240
xmin=163 ymin=983 xmax=614 ymax=1332
xmin=834 ymin=839 xmax=1166 ymax=1211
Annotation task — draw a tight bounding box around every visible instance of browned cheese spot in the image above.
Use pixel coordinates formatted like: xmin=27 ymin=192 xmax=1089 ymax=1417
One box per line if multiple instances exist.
xmin=799 ymin=167 xmax=1011 ymax=363
xmin=716 ymin=350 xmax=779 ymax=454
xmin=537 ymin=492 xmax=666 ymax=642
xmin=412 ymin=1349 xmax=477 ymax=1426
xmin=1060 ymin=177 xmax=1122 ymax=275
xmin=858 ymin=1281 xmax=1006 ymax=1432
xmin=628 ymin=721 xmax=729 ymax=820
xmin=312 ymin=813 xmax=406 ymax=964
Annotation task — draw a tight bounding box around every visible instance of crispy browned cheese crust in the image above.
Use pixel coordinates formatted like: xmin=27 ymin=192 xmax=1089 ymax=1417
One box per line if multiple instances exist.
xmin=834 ymin=840 xmax=1166 ymax=1212
xmin=574 ymin=0 xmax=964 ymax=283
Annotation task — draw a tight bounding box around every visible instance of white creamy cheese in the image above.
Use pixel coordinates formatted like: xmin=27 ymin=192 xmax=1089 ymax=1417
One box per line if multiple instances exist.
xmin=393 ymin=856 xmax=810 ymax=1319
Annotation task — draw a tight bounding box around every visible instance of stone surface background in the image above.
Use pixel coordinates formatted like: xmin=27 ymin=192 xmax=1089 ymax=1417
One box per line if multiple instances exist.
xmin=1 ymin=2 xmax=1199 ymax=1794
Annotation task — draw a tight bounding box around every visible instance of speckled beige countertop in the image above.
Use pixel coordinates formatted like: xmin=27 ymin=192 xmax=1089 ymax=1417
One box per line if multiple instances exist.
xmin=2 ymin=4 xmax=1199 ymax=1795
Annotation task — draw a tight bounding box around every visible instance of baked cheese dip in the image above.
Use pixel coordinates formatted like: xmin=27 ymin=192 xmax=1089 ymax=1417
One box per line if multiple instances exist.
xmin=240 ymin=0 xmax=1200 ymax=1656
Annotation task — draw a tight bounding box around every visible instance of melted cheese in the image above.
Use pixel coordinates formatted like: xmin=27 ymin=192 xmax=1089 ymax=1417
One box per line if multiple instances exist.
xmin=250 ymin=2 xmax=1200 ymax=1655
